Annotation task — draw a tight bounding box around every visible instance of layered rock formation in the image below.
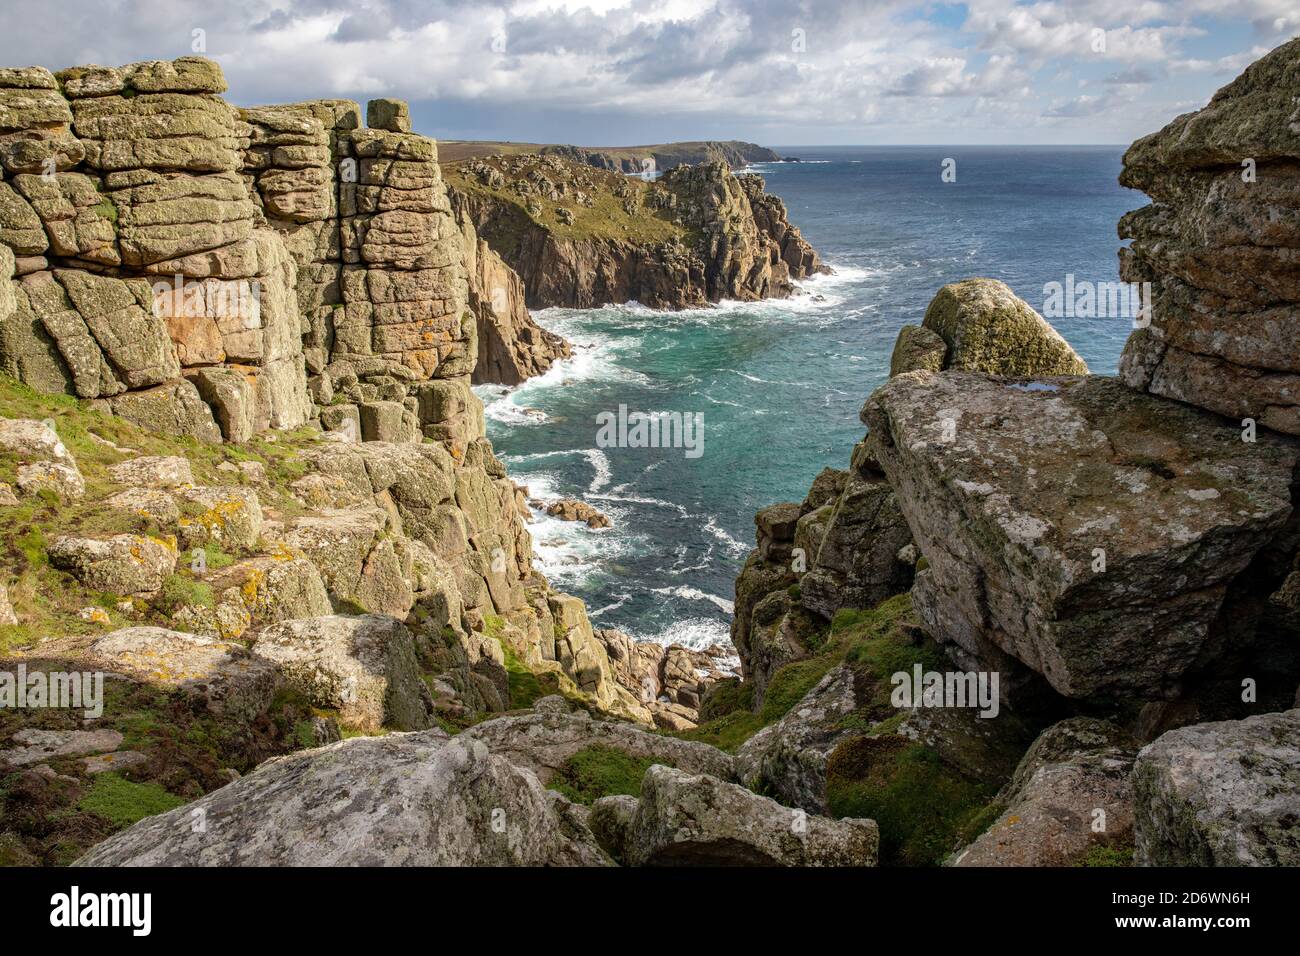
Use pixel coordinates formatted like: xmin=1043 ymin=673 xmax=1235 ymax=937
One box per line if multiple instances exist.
xmin=732 ymin=280 xmax=1087 ymax=706
xmin=452 ymin=190 xmax=570 ymax=384
xmin=1117 ymin=43 xmax=1300 ymax=435
xmin=863 ymin=372 xmax=1297 ymax=701
xmin=446 ymin=152 xmax=826 ymax=310
xmin=0 ymin=58 xmax=652 ymax=744
xmin=0 ymin=59 xmax=311 ymax=440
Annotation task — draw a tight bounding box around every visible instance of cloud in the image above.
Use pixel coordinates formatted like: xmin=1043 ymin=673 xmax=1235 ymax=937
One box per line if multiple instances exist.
xmin=888 ymin=54 xmax=1029 ymax=96
xmin=0 ymin=0 xmax=1290 ymax=144
xmin=1104 ymin=66 xmax=1160 ymax=84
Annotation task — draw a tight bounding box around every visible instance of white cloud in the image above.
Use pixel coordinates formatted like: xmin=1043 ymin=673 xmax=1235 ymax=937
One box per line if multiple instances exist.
xmin=0 ymin=0 xmax=1291 ymax=144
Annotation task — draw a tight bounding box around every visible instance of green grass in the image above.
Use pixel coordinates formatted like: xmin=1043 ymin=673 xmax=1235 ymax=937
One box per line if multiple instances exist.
xmin=501 ymin=643 xmax=545 ymax=709
xmin=679 ymin=593 xmax=918 ymax=753
xmin=0 ymin=372 xmax=322 ymax=650
xmin=75 ymin=773 xmax=186 ymax=829
xmin=94 ymin=195 xmax=118 ymax=224
xmin=827 ymin=737 xmax=997 ymax=866
xmin=158 ymin=573 xmax=214 ymax=612
xmin=444 ymin=156 xmax=682 ymax=247
xmin=696 ymin=678 xmax=752 ymax=722
xmin=548 ymin=745 xmax=668 ymax=805
xmin=1079 ymin=843 xmax=1135 ymax=867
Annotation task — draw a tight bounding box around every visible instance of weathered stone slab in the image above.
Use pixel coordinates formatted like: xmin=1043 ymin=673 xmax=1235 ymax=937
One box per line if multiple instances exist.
xmin=863 ymin=371 xmax=1298 ymax=699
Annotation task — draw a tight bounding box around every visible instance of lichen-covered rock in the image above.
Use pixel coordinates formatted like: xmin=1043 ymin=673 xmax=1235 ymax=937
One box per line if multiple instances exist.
xmin=88 ymin=626 xmax=279 ymax=721
xmin=920 ymin=278 xmax=1088 ymax=376
xmin=48 ymin=533 xmax=176 ymax=595
xmin=282 ymin=507 xmax=413 ymax=617
xmin=366 ymin=98 xmax=410 ymax=134
xmin=0 ymin=418 xmax=84 ymax=499
xmin=106 ymin=379 xmax=224 ymax=444
xmin=0 ymin=581 xmax=17 ymax=625
xmin=623 ymin=765 xmax=878 ymax=866
xmin=0 ymin=181 xmax=47 ymax=255
xmin=0 ymin=417 xmax=82 ymax=480
xmin=0 ymin=728 xmax=123 ymax=768
xmin=797 ymin=470 xmax=913 ymax=620
xmin=460 ymin=708 xmax=736 ymax=784
xmin=1133 ymin=709 xmax=1300 ymax=866
xmin=889 ymin=324 xmax=947 ymax=376
xmin=103 ymin=487 xmax=181 ymax=525
xmin=13 ymin=173 xmax=117 ymax=264
xmin=74 ymin=733 xmax=611 ymax=866
xmin=951 ymin=718 xmax=1137 ymax=867
xmin=175 ymin=485 xmax=263 ymax=551
xmin=53 ymin=270 xmax=180 ymax=387
xmin=588 ymin=793 xmax=639 ymax=863
xmin=15 ymin=459 xmax=85 ymax=500
xmin=863 ymin=372 xmax=1298 ymax=699
xmin=735 ymin=664 xmax=859 ymax=813
xmin=108 ymin=454 xmax=194 ymax=489
xmin=252 ymin=614 xmax=432 ymax=732
xmin=202 ymin=555 xmax=332 ymax=636
xmin=1116 ymin=38 xmax=1300 ymax=434
xmin=546 ymin=592 xmax=630 ymax=715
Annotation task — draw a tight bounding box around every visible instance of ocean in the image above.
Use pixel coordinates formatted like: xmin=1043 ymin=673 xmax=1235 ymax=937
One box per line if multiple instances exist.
xmin=474 ymin=146 xmax=1143 ymax=657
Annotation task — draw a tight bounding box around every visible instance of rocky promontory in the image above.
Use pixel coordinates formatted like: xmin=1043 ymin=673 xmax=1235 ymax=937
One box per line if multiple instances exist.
xmin=445 ymin=151 xmax=827 ymax=310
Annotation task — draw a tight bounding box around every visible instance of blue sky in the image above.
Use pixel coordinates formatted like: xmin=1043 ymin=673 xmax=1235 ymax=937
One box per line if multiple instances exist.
xmin=2 ymin=0 xmax=1296 ymax=146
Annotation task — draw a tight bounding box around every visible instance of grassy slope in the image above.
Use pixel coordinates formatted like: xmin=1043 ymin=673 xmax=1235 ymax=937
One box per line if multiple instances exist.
xmin=678 ymin=593 xmax=1005 ymax=866
xmin=444 ymin=156 xmax=682 ymax=249
xmin=0 ymin=375 xmax=315 ymax=654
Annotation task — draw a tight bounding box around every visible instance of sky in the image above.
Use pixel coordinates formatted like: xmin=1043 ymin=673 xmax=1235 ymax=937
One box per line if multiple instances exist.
xmin=2 ymin=0 xmax=1296 ymax=146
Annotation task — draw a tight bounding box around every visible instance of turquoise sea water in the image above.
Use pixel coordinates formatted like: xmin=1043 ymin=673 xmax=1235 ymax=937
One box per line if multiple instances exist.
xmin=475 ymin=146 xmax=1143 ymax=654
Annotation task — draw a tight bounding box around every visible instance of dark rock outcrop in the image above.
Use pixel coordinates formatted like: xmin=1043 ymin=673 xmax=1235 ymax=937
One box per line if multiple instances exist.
xmin=451 ymin=189 xmax=569 ymax=385
xmin=615 ymin=765 xmax=878 ymax=867
xmin=952 ymin=718 xmax=1137 ymax=866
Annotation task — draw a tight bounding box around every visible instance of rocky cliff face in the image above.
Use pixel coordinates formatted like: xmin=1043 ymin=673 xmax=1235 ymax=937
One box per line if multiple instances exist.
xmin=1118 ymin=42 xmax=1300 ymax=435
xmin=446 ymin=152 xmax=826 ymax=310
xmin=0 ymin=59 xmax=313 ymax=441
xmin=450 ymin=190 xmax=571 ymax=385
xmin=0 ymin=58 xmax=650 ymax=751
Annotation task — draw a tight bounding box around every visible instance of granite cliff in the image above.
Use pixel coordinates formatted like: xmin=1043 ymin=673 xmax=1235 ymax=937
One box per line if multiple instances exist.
xmin=0 ymin=55 xmax=830 ymax=869
xmin=445 ymin=151 xmax=827 ymax=310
